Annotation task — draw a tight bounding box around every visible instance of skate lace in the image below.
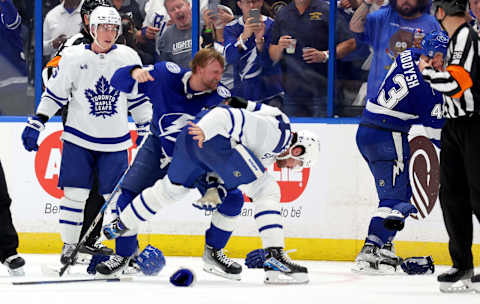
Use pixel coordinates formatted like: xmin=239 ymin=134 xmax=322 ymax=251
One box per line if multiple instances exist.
xmin=104 ymin=256 xmax=126 ymax=269
xmin=214 ymin=249 xmax=234 ymax=266
xmin=281 ymin=249 xmax=301 ymax=267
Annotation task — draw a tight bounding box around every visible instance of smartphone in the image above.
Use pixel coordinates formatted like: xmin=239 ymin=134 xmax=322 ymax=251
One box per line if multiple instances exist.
xmin=207 ymin=0 xmax=219 ymax=20
xmin=248 ymin=8 xmax=261 ymax=24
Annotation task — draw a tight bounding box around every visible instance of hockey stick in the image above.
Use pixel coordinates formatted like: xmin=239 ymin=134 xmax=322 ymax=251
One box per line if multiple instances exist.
xmin=12 ymin=277 xmax=133 ymax=285
xmin=58 ymin=169 xmax=129 ymax=277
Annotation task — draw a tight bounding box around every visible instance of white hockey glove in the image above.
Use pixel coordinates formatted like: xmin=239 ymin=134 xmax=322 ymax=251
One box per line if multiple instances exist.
xmin=193 ymin=187 xmax=222 ymax=211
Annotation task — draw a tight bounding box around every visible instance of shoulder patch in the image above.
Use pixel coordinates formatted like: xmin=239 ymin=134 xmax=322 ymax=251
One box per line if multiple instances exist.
xmin=166 ymin=62 xmax=181 ymax=74
xmin=217 ymin=86 xmax=231 ymax=98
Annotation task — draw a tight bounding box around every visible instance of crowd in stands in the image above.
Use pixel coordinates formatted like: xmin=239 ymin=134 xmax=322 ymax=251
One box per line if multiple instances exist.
xmin=2 ymin=0 xmax=480 ymax=116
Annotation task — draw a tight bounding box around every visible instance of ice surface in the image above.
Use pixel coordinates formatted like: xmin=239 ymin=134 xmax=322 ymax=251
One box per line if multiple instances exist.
xmin=0 ymin=254 xmax=478 ymax=304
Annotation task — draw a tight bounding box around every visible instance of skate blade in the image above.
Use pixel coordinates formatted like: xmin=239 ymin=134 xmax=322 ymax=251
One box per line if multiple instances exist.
xmin=203 ymin=264 xmax=241 ymax=281
xmin=264 ymin=270 xmax=309 ymax=284
xmin=351 ymin=261 xmax=392 ymax=275
xmin=7 ymin=266 xmax=25 ymax=277
xmin=439 ymin=280 xmax=473 ymax=293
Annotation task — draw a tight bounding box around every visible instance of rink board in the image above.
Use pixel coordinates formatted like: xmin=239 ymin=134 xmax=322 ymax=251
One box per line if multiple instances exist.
xmin=2 ymin=120 xmax=479 ymax=266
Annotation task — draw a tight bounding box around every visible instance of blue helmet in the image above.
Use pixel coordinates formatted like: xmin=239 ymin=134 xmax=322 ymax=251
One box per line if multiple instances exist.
xmin=421 ymin=31 xmax=449 ymax=58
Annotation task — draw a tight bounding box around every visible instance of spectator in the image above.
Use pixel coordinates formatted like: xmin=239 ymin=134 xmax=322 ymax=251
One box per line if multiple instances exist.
xmin=223 ymin=0 xmax=284 ymax=107
xmin=269 ymin=0 xmax=356 ymax=117
xmin=111 ymin=0 xmax=144 ymax=29
xmin=156 ymin=0 xmax=233 ymax=68
xmin=470 ymin=0 xmax=480 ymax=31
xmin=43 ymin=0 xmax=83 ymax=58
xmin=155 ymin=0 xmax=192 ymax=67
xmin=136 ymin=0 xmax=170 ymax=64
xmin=201 ymin=4 xmax=235 ymax=87
xmin=349 ymin=0 xmax=441 ymax=102
xmin=0 ymin=0 xmax=32 ymax=115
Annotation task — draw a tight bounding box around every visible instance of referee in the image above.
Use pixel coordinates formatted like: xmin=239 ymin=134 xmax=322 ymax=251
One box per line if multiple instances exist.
xmin=422 ymin=0 xmax=480 ymax=292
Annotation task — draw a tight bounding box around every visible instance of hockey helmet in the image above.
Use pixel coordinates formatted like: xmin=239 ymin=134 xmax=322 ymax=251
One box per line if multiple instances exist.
xmin=421 ymin=31 xmax=449 ymax=58
xmin=89 ymin=6 xmax=122 ymax=41
xmin=431 ymin=0 xmax=468 ymax=16
xmin=287 ymin=130 xmax=321 ymax=168
xmin=81 ymin=0 xmax=112 ymax=27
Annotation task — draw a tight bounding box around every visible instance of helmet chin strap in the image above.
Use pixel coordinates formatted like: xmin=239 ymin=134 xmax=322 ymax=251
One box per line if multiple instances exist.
xmin=91 ymin=26 xmax=118 ymax=51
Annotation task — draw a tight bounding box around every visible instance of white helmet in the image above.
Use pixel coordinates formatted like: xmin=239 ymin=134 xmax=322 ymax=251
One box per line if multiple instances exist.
xmin=290 ymin=130 xmax=321 ymax=168
xmin=89 ymin=6 xmax=122 ymax=44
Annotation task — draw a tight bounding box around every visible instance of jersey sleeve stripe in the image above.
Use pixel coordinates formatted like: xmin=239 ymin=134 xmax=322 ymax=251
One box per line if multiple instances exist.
xmin=46 ymin=88 xmax=68 ymax=101
xmin=127 ymin=98 xmax=149 ymax=111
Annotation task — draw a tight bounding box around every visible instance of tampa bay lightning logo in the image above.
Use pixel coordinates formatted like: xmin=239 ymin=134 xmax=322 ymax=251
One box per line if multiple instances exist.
xmin=84 ymin=76 xmax=120 ymax=118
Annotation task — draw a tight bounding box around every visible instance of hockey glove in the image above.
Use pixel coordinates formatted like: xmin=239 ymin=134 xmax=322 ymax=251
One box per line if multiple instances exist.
xmin=193 ymin=187 xmax=223 ymax=211
xmin=400 ymin=256 xmax=434 ymax=275
xmin=383 ymin=203 xmax=418 ymax=231
xmin=135 ymin=121 xmax=150 ymax=147
xmin=21 ymin=116 xmax=45 ymax=151
xmin=193 ymin=174 xmax=226 ymax=211
xmin=87 ymin=254 xmax=110 ymax=275
xmin=170 ymin=267 xmax=196 ymax=287
xmin=245 ymin=248 xmax=267 ymax=268
xmin=135 ymin=244 xmax=166 ymax=276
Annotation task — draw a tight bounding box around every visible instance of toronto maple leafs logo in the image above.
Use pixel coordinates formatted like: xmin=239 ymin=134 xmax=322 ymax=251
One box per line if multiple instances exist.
xmin=84 ymin=76 xmax=120 ymax=118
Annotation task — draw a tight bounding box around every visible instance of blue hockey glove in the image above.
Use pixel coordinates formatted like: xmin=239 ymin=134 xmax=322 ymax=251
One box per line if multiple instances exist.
xmin=134 ymin=244 xmax=166 ymax=276
xmin=245 ymin=248 xmax=267 ymax=268
xmin=384 ymin=203 xmax=418 ymax=231
xmin=21 ymin=116 xmax=45 ymax=151
xmin=170 ymin=267 xmax=196 ymax=287
xmin=87 ymin=254 xmax=110 ymax=275
xmin=401 ymin=256 xmax=434 ymax=275
xmin=135 ymin=121 xmax=150 ymax=146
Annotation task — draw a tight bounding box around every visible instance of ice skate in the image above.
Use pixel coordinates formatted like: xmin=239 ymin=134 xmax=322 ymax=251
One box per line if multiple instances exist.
xmin=351 ymin=243 xmax=386 ymax=275
xmin=3 ymin=254 xmax=25 ymax=276
xmin=103 ymin=217 xmax=129 ymax=240
xmin=470 ymin=274 xmax=480 ymax=293
xmin=95 ymin=255 xmax=131 ymax=276
xmin=60 ymin=243 xmax=77 ymax=265
xmin=263 ymin=247 xmax=309 ymax=284
xmin=378 ymin=242 xmax=403 ymax=273
xmin=438 ymin=268 xmax=473 ymax=293
xmin=202 ymin=245 xmax=242 ymax=281
xmin=77 ymin=240 xmax=114 ymax=264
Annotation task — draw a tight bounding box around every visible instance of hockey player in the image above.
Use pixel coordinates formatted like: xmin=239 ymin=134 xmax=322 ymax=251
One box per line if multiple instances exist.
xmin=21 ymin=6 xmax=152 ymax=266
xmin=42 ymin=0 xmax=117 ymax=262
xmin=352 ymin=30 xmax=448 ymax=274
xmin=102 ymin=99 xmax=321 ymax=284
xmin=93 ymin=48 xmax=231 ymax=275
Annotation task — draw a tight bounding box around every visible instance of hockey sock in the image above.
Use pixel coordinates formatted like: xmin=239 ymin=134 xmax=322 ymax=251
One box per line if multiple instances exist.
xmin=254 ymin=200 xmax=284 ymax=248
xmin=59 ymin=188 xmax=88 ymax=244
xmin=205 ymin=190 xmax=243 ymax=249
xmin=366 ymin=216 xmax=395 ymax=247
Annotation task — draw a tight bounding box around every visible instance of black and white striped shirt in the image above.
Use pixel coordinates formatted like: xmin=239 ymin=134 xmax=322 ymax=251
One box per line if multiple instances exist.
xmin=422 ymin=23 xmax=480 ymax=119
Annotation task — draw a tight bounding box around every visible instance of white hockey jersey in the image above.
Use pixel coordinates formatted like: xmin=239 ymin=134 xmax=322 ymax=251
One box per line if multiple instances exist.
xmin=37 ymin=44 xmax=152 ymax=152
xmin=197 ymin=104 xmax=292 ymax=167
xmin=143 ymin=0 xmax=169 ymax=37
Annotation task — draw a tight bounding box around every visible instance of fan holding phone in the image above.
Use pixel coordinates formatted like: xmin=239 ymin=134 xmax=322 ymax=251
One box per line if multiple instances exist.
xmin=223 ymin=0 xmax=285 ymax=109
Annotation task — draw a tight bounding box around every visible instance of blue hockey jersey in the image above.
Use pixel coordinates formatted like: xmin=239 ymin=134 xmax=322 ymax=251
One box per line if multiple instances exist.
xmin=0 ymin=0 xmax=26 ymax=76
xmin=111 ymin=61 xmax=231 ymax=157
xmin=361 ymin=49 xmax=444 ymax=145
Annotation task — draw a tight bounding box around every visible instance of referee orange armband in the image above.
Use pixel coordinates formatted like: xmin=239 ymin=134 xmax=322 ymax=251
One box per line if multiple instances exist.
xmin=446 ymin=65 xmax=473 ymax=99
